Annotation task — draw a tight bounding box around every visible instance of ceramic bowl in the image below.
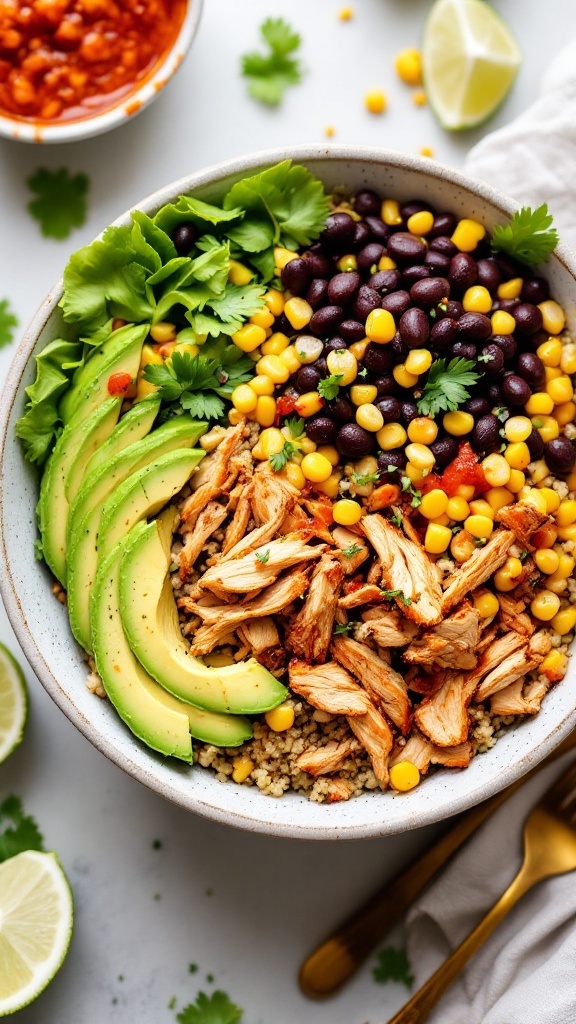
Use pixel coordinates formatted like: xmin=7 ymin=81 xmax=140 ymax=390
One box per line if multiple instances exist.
xmin=2 ymin=145 xmax=576 ymax=839
xmin=0 ymin=0 xmax=203 ymax=145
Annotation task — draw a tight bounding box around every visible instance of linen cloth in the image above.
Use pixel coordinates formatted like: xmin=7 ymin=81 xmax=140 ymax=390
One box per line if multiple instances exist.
xmin=405 ymin=41 xmax=576 ymax=1024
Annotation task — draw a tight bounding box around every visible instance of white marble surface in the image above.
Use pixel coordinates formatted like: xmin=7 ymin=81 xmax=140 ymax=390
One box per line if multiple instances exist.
xmin=0 ymin=1 xmax=575 ymax=1021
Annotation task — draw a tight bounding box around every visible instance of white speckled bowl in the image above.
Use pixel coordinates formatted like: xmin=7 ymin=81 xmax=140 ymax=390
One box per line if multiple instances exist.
xmin=2 ymin=146 xmax=576 ymax=839
xmin=0 ymin=0 xmax=203 ymax=144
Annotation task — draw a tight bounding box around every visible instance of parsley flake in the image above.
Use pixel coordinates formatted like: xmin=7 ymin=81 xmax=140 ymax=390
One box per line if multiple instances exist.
xmin=285 ymin=416 xmax=305 ymax=438
xmin=492 ymin=204 xmax=559 ymax=266
xmin=342 ymin=543 xmax=362 ymax=558
xmin=333 ymin=622 xmax=353 ymax=635
xmin=381 ymin=588 xmax=412 ymax=607
xmin=269 ymin=440 xmax=299 ymax=472
xmin=390 ymin=511 xmax=403 ymax=528
xmin=400 ymin=477 xmax=422 ymax=508
xmin=0 ymin=796 xmax=45 ymax=863
xmin=494 ymin=406 xmax=510 ymax=423
xmin=0 ymin=299 xmax=18 ymax=348
xmin=417 ymin=358 xmax=479 ymax=418
xmin=256 ymin=549 xmax=271 ymax=564
xmin=176 ymin=990 xmax=243 ymax=1024
xmin=318 ymin=373 xmax=343 ymax=401
xmin=241 ymin=18 xmax=302 ymax=106
xmin=372 ymin=946 xmax=414 ymax=990
xmin=27 ymin=167 xmax=89 ymax=240
xmin=353 ymin=471 xmax=379 ymax=487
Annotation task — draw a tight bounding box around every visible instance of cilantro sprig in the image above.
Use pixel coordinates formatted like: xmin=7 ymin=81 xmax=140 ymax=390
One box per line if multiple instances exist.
xmin=143 ymin=346 xmax=253 ymax=422
xmin=381 ymin=588 xmax=412 ymax=607
xmin=255 ymin=549 xmax=270 ymax=564
xmin=341 ymin=543 xmax=362 ymax=558
xmin=176 ymin=990 xmax=243 ymax=1024
xmin=400 ymin=477 xmax=422 ymax=509
xmin=492 ymin=204 xmax=559 ymax=266
xmin=0 ymin=299 xmax=18 ymax=348
xmin=318 ymin=373 xmax=343 ymax=401
xmin=269 ymin=440 xmax=300 ymax=472
xmin=372 ymin=946 xmax=414 ymax=990
xmin=417 ymin=358 xmax=479 ymax=418
xmin=27 ymin=168 xmax=89 ymax=240
xmin=241 ymin=18 xmax=302 ymax=106
xmin=353 ymin=471 xmax=379 ymax=487
xmin=0 ymin=796 xmax=45 ymax=863
xmin=333 ymin=622 xmax=353 ymax=636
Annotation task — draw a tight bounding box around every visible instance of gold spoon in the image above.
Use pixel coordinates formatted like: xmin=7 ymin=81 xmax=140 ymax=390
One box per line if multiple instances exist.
xmin=299 ymin=730 xmax=576 ymax=999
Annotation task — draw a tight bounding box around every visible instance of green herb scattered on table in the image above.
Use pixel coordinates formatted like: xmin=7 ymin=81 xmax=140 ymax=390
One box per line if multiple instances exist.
xmin=0 ymin=796 xmax=44 ymax=862
xmin=176 ymin=990 xmax=243 ymax=1024
xmin=372 ymin=946 xmax=414 ymax=989
xmin=241 ymin=18 xmax=302 ymax=106
xmin=0 ymin=299 xmax=18 ymax=348
xmin=27 ymin=168 xmax=89 ymax=240
xmin=417 ymin=358 xmax=479 ymax=418
xmin=491 ymin=204 xmax=558 ymax=266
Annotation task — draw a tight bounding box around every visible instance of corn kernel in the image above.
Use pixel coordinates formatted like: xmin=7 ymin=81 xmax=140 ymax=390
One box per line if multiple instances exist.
xmin=255 ymin=395 xmax=276 ymax=427
xmin=420 ymin=146 xmax=435 ymax=158
xmin=484 ymin=487 xmax=514 ymax=512
xmin=377 ymin=422 xmax=406 ymax=450
xmin=556 ymin=499 xmax=576 ymax=527
xmin=405 ymin=348 xmax=433 ymax=375
xmin=274 ymin=246 xmax=299 ymax=270
xmin=333 ymin=498 xmax=363 ymax=526
xmin=560 ymin=345 xmax=576 ymax=376
xmin=420 ymin=489 xmax=449 ymax=520
xmin=549 ymin=552 xmax=575 ymax=581
xmin=450 ymin=530 xmax=475 ymax=562
xmin=537 ymin=338 xmax=562 ymax=367
xmin=407 ymin=210 xmax=433 ymax=236
xmin=504 ymin=416 xmax=532 ymax=443
xmin=405 ymin=442 xmax=435 ymax=470
xmin=491 ymin=310 xmax=516 ymax=335
xmin=228 ymin=409 xmax=244 ymax=426
xmin=482 ymin=453 xmax=511 ymax=487
xmin=261 ymin=331 xmax=290 ymax=356
xmin=315 ymin=470 xmax=342 ymax=498
xmin=407 ymin=417 xmax=438 ymax=445
xmin=520 ymin=488 xmax=548 ymax=515
xmin=451 ymin=218 xmax=486 ymax=253
xmin=382 ymin=199 xmax=402 ymax=226
xmin=231 ymin=384 xmax=258 ymax=414
xmin=455 ymin=484 xmax=475 ymax=501
xmin=265 ymin=703 xmax=295 ymax=732
xmin=547 ymin=375 xmax=574 ymax=405
xmin=506 ymin=469 xmax=525 ymax=493
xmin=534 ymin=548 xmax=560 ymax=575
xmin=135 ymin=375 xmax=158 ymax=400
xmin=533 ymin=415 xmax=560 ymax=442
xmin=366 ymin=308 xmax=396 ymax=344
xmin=250 ymin=307 xmax=276 ymax=329
xmin=557 ymin=524 xmax=576 ymax=543
xmin=393 ymin=364 xmax=419 ymax=389
xmin=525 ymin=393 xmax=554 ymax=416
xmin=504 ymin=442 xmax=531 ymax=470
xmin=545 ymin=578 xmax=569 ymax=595
xmin=233 ymin=323 xmax=267 ymax=353
xmin=531 ymin=590 xmax=561 ymax=621
xmin=278 ymin=462 xmax=306 ymax=490
xmin=567 ymin=470 xmax=576 ymax=491
xmin=264 ymin=289 xmax=285 ymax=317
xmin=301 ymin=452 xmax=333 ymax=483
xmin=251 ymin=427 xmax=285 ymax=460
xmin=284 ymin=297 xmax=313 ymax=330
xmin=378 ymin=255 xmax=397 ymax=271
xmin=295 ymin=391 xmax=324 ymax=418
xmin=443 ymin=410 xmax=474 ymax=436
xmin=464 ymin=514 xmax=493 ymax=539
xmin=468 ymin=499 xmax=494 ymax=519
xmin=550 ymin=607 xmax=576 ymax=636
xmin=412 ymin=89 xmax=427 ymax=107
xmin=228 ymin=259 xmax=254 ymax=286
xmin=294 ymin=336 xmax=324 ymax=364
xmin=327 ymin=349 xmax=358 ymax=385
xmin=249 ymin=374 xmax=275 ymax=397
xmin=389 ymin=761 xmax=420 ymax=792
xmin=538 ymin=300 xmax=566 ymax=335
xmin=541 ymin=649 xmax=569 ymax=681
xmin=232 ymin=756 xmax=255 ymax=783
xmin=424 ymin=523 xmax=452 ymax=554
xmin=474 ymin=590 xmax=500 ymax=618
xmin=404 ymin=462 xmax=427 ymax=483
xmin=356 ymin=403 xmax=384 ymax=432
xmin=494 ymin=556 xmax=524 ymax=592
xmin=351 ymin=384 xmax=378 ymax=406
xmin=553 ymin=401 xmax=576 ymax=427
xmin=538 ymin=487 xmax=560 ymax=514
xmin=545 ymin=366 xmax=563 ymax=383
xmin=395 ymin=47 xmax=422 ymax=86
xmin=497 ymin=277 xmax=523 ymax=300
xmin=463 ymin=285 xmax=492 ymax=314
xmin=299 ymin=436 xmax=318 ymax=455
xmin=365 ymin=89 xmax=387 ymax=114
xmin=256 ymin=353 xmax=291 ymax=383
xmin=150 ymin=321 xmax=176 ymax=343
xmin=335 ymin=254 xmax=357 ymax=273
xmin=349 ymin=339 xmax=369 ymax=361
xmin=446 ymin=495 xmax=470 ymax=520
xmin=527 ymin=460 xmax=549 ymax=485
xmin=532 ymin=522 xmax=559 ymax=549
xmin=279 ymin=345 xmax=301 ymax=375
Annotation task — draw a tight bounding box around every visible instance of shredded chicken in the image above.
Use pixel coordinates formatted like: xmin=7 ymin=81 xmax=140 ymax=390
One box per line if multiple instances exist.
xmin=347 ymin=703 xmax=393 ymax=787
xmin=221 ymin=482 xmax=253 ymax=556
xmin=239 ymin=618 xmax=285 ymax=673
xmin=404 ymin=601 xmax=481 ymax=670
xmin=179 ymin=422 xmax=245 ymax=527
xmin=361 ymin=514 xmax=443 ymax=626
xmin=355 ymin=607 xmax=418 ymax=648
xmin=288 ymin=658 xmax=371 ymax=716
xmin=468 ymin=630 xmax=527 ymax=688
xmin=490 ymin=676 xmax=550 ymax=716
xmin=332 ymin=526 xmax=370 ymax=574
xmin=287 ymin=554 xmax=343 ymax=663
xmin=251 ymin=469 xmax=294 ymax=526
xmin=339 ymin=584 xmax=384 ymax=609
xmin=441 ymin=530 xmax=515 ymax=613
xmin=413 ymin=671 xmax=476 ymax=747
xmin=199 ymin=531 xmax=325 ymax=598
xmin=390 ymin=730 xmax=472 ymax=773
xmin=496 ymin=503 xmax=549 ymax=548
xmin=496 ymin=594 xmax=535 ymax=637
xmin=332 ymin=636 xmax=411 ymax=734
xmin=475 ymin=631 xmax=551 ymax=702
xmin=296 ymin=738 xmax=358 ymax=776
xmin=178 ymin=501 xmax=228 ymax=581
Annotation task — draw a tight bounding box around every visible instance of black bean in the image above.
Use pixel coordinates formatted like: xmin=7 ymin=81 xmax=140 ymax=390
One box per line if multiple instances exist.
xmin=375 ymin=396 xmax=402 ymax=422
xmin=172 ymin=222 xmax=198 ymax=256
xmin=306 ymin=278 xmax=329 ymax=309
xmin=399 ymin=307 xmax=430 ymax=348
xmin=310 ymin=306 xmax=345 ymax=337
xmin=378 ymin=449 xmax=406 ymax=479
xmin=425 ymin=251 xmax=452 ymax=274
xmin=451 ymin=341 xmax=477 ymax=361
xmin=339 ymin=319 xmax=366 ymax=343
xmin=480 ymin=344 xmax=505 ymax=377
xmin=353 ymin=285 xmax=382 ymax=320
xmin=357 ymin=242 xmax=385 ymax=272
xmin=391 ymin=334 xmax=409 ymax=361
xmin=327 ymin=271 xmax=361 ymax=307
xmin=400 ymin=401 xmax=419 ymax=426
xmin=387 ymin=232 xmax=427 ymax=265
xmin=295 ymin=366 xmax=321 ymax=393
xmin=476 ymin=258 xmax=502 ymax=293
xmin=430 ymin=236 xmax=458 ymax=257
xmin=487 ymin=384 xmax=504 ymax=404
xmin=449 ymin=253 xmax=478 ymax=290
xmin=323 ymin=336 xmax=347 ymax=355
xmin=430 ymin=317 xmax=458 ymax=352
xmin=364 ymin=342 xmax=394 ymax=374
xmin=464 ymin=397 xmax=491 ymax=417
xmin=321 ymin=212 xmax=357 ymax=252
xmin=494 ymin=253 xmax=523 ymax=280
xmin=430 ymin=212 xmax=457 ymax=238
xmin=445 ymin=300 xmax=464 ymax=320
xmin=545 ymin=438 xmax=576 ymax=475
xmin=370 ymin=269 xmax=402 ymax=294
xmin=324 ymin=396 xmax=355 ymax=423
xmin=365 ymin=216 xmax=390 ymax=244
xmin=521 ymin=277 xmax=549 ymax=305
xmin=497 ymin=297 xmax=520 ymax=313
xmin=381 ymin=290 xmax=411 ymax=318
xmin=470 ymin=414 xmax=500 ymax=455
xmin=306 ymin=416 xmax=337 ymax=444
xmin=411 ymin=277 xmax=451 ymax=309
xmin=492 ymin=334 xmax=517 ymax=361
xmin=374 ymin=375 xmax=396 ymax=397
xmin=351 ymin=221 xmax=371 ymax=251
xmin=273 ymin=312 xmax=292 ymax=336
xmin=527 ymin=329 xmax=548 ymax=352
xmin=502 ymin=375 xmax=531 ymax=406
xmin=430 ymin=436 xmax=459 ymax=468
xmin=526 ymin=428 xmax=545 ymax=461
xmin=402 ymin=265 xmax=431 ymax=287
xmin=516 ymin=352 xmax=545 ymax=388
xmin=457 ymin=312 xmax=492 ymax=342
xmin=314 ymin=358 xmax=328 ymax=378
xmin=401 ymin=200 xmax=429 ymax=220
xmin=513 ymin=303 xmax=543 ymax=335
xmin=281 ymin=258 xmax=313 ymax=296
xmin=336 ymin=423 xmax=375 ymax=457
xmin=354 ymin=190 xmax=381 ymax=217
xmin=304 ymin=251 xmax=332 ymax=279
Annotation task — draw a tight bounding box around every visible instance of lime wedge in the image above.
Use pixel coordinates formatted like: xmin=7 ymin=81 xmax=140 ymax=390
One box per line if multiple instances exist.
xmin=422 ymin=0 xmax=521 ymax=130
xmin=0 ymin=643 xmax=27 ymax=764
xmin=0 ymin=850 xmax=73 ymax=1016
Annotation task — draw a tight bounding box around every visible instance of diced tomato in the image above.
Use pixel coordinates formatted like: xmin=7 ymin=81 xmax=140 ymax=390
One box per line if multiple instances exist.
xmin=419 ymin=472 xmax=443 ymax=495
xmin=276 ymin=395 xmax=297 ymax=417
xmin=441 ymin=442 xmax=487 ymax=497
xmin=107 ymin=372 xmax=132 ymax=396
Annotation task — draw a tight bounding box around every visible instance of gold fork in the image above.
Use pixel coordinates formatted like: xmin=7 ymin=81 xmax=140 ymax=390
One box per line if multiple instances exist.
xmin=386 ymin=759 xmax=576 ymax=1024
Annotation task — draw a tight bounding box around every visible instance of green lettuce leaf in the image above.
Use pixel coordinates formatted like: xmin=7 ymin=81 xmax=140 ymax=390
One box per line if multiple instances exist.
xmin=154 ymin=195 xmax=244 ymax=237
xmin=15 ymin=338 xmax=83 ymax=465
xmin=223 ymin=160 xmax=329 ymax=250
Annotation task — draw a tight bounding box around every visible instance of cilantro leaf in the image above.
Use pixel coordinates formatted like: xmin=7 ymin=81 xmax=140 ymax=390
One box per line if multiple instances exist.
xmin=417 ymin=358 xmax=479 ymax=418
xmin=400 ymin=477 xmax=422 ymax=508
xmin=256 ymin=549 xmax=271 ymax=564
xmin=318 ymin=373 xmax=343 ymax=401
xmin=353 ymin=471 xmax=379 ymax=487
xmin=176 ymin=990 xmax=243 ymax=1024
xmin=0 ymin=299 xmax=17 ymax=348
xmin=180 ymin=392 xmax=225 ymax=420
xmin=342 ymin=543 xmax=362 ymax=558
xmin=27 ymin=167 xmax=89 ymax=240
xmin=269 ymin=440 xmax=299 ymax=472
xmin=492 ymin=204 xmax=559 ymax=266
xmin=333 ymin=622 xmax=352 ymax=635
xmin=202 ymin=281 xmax=266 ymax=336
xmin=390 ymin=511 xmax=403 ymax=527
xmin=0 ymin=796 xmax=45 ymax=863
xmin=285 ymin=416 xmax=305 ymax=438
xmin=373 ymin=946 xmax=414 ymax=989
xmin=241 ymin=18 xmax=302 ymax=106
xmin=381 ymin=588 xmax=412 ymax=607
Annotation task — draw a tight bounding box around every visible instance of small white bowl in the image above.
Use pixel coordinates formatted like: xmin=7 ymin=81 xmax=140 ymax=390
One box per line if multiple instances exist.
xmin=2 ymin=146 xmax=576 ymax=839
xmin=0 ymin=0 xmax=203 ymax=145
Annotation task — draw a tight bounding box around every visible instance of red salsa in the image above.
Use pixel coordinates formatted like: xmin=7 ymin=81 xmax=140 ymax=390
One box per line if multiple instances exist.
xmin=441 ymin=442 xmax=487 ymax=497
xmin=0 ymin=0 xmax=187 ymax=123
xmin=107 ymin=371 xmax=132 ymax=395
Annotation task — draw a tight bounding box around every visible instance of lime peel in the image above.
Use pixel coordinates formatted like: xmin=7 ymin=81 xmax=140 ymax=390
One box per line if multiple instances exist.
xmin=0 ymin=642 xmax=27 ymax=765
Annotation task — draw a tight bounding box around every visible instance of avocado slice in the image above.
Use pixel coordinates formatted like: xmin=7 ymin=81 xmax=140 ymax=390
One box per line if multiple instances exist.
xmin=91 ymin=538 xmax=194 ymax=762
xmin=39 ymin=396 xmax=122 ymax=584
xmin=80 ymin=393 xmax=160 ymax=482
xmin=59 ymin=323 xmax=148 ymax=425
xmin=119 ymin=514 xmax=288 ymax=715
xmin=66 ymin=416 xmax=207 ymax=652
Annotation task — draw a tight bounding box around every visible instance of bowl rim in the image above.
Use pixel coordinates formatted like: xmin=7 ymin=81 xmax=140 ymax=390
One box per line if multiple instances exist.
xmin=0 ymin=0 xmax=204 ymax=145
xmin=2 ymin=143 xmax=576 ymax=840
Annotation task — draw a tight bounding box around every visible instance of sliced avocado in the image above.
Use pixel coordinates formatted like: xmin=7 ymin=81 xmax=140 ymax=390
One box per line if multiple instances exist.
xmin=119 ymin=515 xmax=288 ymax=715
xmin=39 ymin=396 xmax=122 ymax=584
xmin=80 ymin=394 xmax=161 ymax=482
xmin=66 ymin=416 xmax=207 ymax=652
xmin=91 ymin=538 xmax=193 ymax=762
xmin=59 ymin=324 xmax=147 ymax=426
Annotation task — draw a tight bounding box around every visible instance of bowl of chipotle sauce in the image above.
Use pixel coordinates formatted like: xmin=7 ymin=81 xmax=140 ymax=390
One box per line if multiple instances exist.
xmin=0 ymin=0 xmax=203 ymax=143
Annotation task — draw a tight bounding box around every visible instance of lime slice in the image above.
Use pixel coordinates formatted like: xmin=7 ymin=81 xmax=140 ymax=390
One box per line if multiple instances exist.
xmin=422 ymin=0 xmax=521 ymax=130
xmin=0 ymin=850 xmax=73 ymax=1016
xmin=0 ymin=643 xmax=27 ymax=764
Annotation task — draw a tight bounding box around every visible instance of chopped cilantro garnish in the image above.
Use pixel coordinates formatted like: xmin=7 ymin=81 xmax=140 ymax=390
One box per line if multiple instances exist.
xmin=372 ymin=946 xmax=414 ymax=989
xmin=400 ymin=477 xmax=422 ymax=508
xmin=285 ymin=415 xmax=305 ymax=438
xmin=176 ymin=990 xmax=243 ymax=1024
xmin=27 ymin=167 xmax=89 ymax=240
xmin=241 ymin=18 xmax=302 ymax=106
xmin=318 ymin=373 xmax=343 ymax=401
xmin=341 ymin=543 xmax=362 ymax=558
xmin=269 ymin=440 xmax=300 ymax=472
xmin=256 ymin=549 xmax=271 ymax=564
xmin=417 ymin=358 xmax=479 ymax=418
xmin=519 ymin=549 xmax=529 ymax=563
xmin=0 ymin=299 xmax=18 ymax=348
xmin=493 ymin=406 xmax=509 ymax=422
xmin=353 ymin=471 xmax=379 ymax=487
xmin=144 ymin=347 xmax=253 ymax=422
xmin=333 ymin=622 xmax=352 ymax=635
xmin=390 ymin=511 xmax=403 ymax=527
xmin=0 ymin=796 xmax=45 ymax=863
xmin=492 ymin=204 xmax=558 ymax=266
xmin=381 ymin=588 xmax=412 ymax=607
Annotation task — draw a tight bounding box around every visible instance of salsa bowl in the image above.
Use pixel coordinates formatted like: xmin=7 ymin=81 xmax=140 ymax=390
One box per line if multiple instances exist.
xmin=2 ymin=145 xmax=576 ymax=840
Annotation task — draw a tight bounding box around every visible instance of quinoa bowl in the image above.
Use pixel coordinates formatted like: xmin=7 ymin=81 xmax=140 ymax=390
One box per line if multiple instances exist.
xmin=2 ymin=145 xmax=576 ymax=840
